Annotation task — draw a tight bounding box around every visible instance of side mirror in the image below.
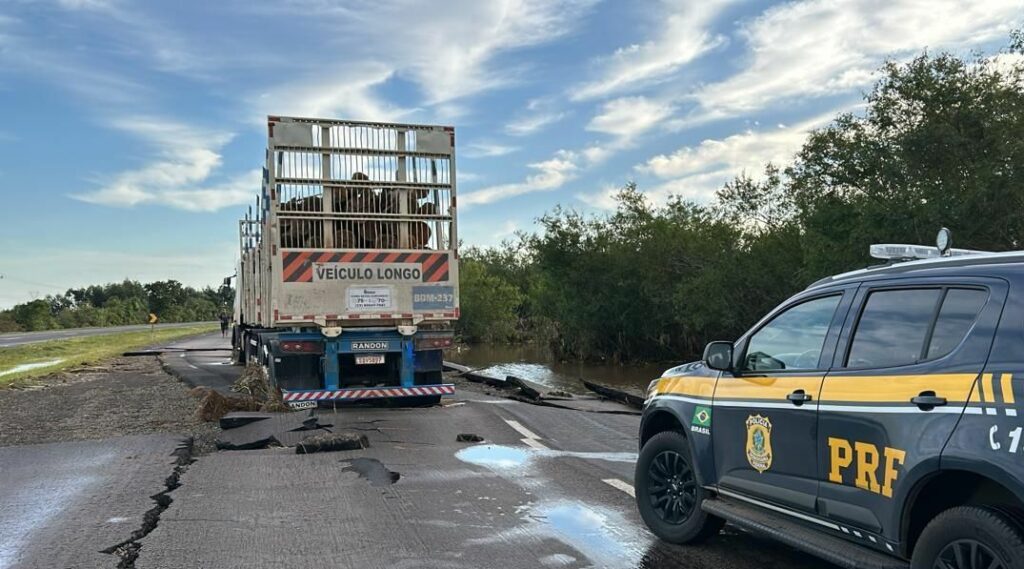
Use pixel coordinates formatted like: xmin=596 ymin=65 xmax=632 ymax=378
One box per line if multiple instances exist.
xmin=703 ymin=341 xmax=734 ymax=372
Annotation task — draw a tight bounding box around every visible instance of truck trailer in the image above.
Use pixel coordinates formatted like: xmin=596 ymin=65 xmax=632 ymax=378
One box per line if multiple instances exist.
xmin=233 ymin=116 xmax=459 ymax=408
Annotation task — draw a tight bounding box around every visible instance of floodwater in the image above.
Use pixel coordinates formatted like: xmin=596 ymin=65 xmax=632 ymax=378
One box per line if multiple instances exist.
xmin=447 ymin=343 xmax=680 ymax=394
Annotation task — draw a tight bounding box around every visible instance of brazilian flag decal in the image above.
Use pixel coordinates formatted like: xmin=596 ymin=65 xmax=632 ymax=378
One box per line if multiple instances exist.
xmin=691 ymin=405 xmax=712 ymax=435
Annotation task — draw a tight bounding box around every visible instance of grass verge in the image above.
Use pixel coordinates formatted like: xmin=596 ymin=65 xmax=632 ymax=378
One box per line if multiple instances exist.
xmin=0 ymin=324 xmax=219 ymax=387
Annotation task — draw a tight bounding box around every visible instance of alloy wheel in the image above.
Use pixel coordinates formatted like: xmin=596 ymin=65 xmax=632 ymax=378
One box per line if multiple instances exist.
xmin=934 ymin=539 xmax=1005 ymax=569
xmin=647 ymin=449 xmax=697 ymax=524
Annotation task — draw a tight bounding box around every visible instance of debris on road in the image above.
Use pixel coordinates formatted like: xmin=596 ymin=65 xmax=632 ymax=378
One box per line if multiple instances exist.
xmin=219 ymin=411 xmax=278 ymax=430
xmin=341 ymin=457 xmax=399 ymax=486
xmin=192 ymin=387 xmax=260 ymax=422
xmin=215 ymin=412 xmax=335 ymax=450
xmin=581 ymin=380 xmax=645 ymax=409
xmin=456 ymin=433 xmax=484 ymax=442
xmin=296 ymin=431 xmax=370 ymax=454
xmin=232 ymin=364 xmax=291 ymax=412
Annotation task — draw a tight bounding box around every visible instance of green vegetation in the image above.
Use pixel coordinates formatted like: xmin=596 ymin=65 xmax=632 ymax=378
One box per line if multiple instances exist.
xmin=0 ymin=323 xmax=218 ymax=387
xmin=457 ymin=37 xmax=1024 ymax=363
xmin=0 ymin=280 xmax=233 ymax=333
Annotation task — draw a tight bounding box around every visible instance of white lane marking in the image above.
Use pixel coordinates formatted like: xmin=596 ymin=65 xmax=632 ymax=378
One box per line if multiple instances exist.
xmin=504 ymin=419 xmax=541 ymax=441
xmin=503 ymin=419 xmax=549 ymax=449
xmin=602 ymin=478 xmax=635 ymax=497
xmin=522 ymin=437 xmax=549 ymax=450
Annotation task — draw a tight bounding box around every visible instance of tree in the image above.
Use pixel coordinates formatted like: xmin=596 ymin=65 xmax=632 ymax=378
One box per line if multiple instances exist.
xmin=456 ymin=259 xmax=522 ymax=343
xmin=787 ymin=49 xmax=1024 ymax=276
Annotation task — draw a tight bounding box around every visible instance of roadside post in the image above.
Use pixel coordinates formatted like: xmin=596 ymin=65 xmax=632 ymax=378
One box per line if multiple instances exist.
xmin=148 ymin=313 xmax=158 ymax=340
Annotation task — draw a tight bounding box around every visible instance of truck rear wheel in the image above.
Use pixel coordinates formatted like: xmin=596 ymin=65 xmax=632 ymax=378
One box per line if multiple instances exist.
xmin=635 ymin=430 xmax=723 ymax=544
xmin=911 ymin=506 xmax=1024 ymax=569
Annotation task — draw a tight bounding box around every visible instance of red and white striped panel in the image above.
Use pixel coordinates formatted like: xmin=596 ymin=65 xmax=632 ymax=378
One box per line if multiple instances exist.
xmin=276 ymin=313 xmax=457 ymax=322
xmin=282 ymin=384 xmax=455 ymax=401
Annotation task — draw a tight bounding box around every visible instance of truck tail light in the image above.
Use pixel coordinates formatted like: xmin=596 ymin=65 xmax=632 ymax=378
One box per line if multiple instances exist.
xmin=414 ymin=336 xmax=454 ymax=350
xmin=281 ymin=341 xmax=321 ymax=353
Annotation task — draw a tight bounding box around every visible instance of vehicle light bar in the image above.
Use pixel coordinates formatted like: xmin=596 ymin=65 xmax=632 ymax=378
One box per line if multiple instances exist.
xmin=869 ymin=244 xmax=987 ymax=261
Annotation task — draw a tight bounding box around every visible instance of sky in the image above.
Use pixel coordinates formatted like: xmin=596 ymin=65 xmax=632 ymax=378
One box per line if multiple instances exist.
xmin=0 ymin=0 xmax=1021 ymax=308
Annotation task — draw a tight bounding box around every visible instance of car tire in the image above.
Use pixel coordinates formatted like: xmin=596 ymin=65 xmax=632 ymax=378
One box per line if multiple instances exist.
xmin=635 ymin=430 xmax=724 ymax=544
xmin=911 ymin=505 xmax=1024 ymax=569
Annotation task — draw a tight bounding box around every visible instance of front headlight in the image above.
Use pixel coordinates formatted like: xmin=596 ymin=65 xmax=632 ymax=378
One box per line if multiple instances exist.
xmin=645 ymin=378 xmax=661 ymax=404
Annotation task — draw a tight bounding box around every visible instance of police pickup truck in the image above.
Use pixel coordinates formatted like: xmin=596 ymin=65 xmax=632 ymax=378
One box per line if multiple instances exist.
xmin=637 ymin=232 xmax=1024 ymax=569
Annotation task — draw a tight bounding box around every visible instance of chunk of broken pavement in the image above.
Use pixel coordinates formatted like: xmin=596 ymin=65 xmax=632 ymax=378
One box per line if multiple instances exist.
xmin=296 ymin=431 xmax=369 ymax=454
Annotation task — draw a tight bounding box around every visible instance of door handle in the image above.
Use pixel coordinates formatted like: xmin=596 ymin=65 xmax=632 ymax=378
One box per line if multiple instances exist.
xmin=911 ymin=391 xmax=947 ymax=410
xmin=787 ymin=389 xmax=813 ymax=406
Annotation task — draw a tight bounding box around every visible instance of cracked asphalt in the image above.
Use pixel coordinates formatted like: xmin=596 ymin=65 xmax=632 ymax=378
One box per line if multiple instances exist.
xmin=0 ymin=333 xmax=832 ymax=569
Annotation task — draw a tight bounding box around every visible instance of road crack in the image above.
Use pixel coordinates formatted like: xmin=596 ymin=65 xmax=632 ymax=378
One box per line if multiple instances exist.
xmin=101 ymin=437 xmax=195 ymax=569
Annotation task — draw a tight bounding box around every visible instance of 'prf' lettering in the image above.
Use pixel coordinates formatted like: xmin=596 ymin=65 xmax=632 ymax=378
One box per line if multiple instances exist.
xmin=827 ymin=437 xmax=906 ymax=498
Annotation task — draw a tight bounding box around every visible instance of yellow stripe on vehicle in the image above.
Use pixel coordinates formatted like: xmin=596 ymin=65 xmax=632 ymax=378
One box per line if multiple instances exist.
xmin=656 ymin=376 xmax=716 ymax=398
xmin=714 ymin=376 xmax=823 ymax=400
xmin=1002 ymin=373 xmax=1015 ymax=404
xmin=819 ymin=374 xmax=979 ymax=404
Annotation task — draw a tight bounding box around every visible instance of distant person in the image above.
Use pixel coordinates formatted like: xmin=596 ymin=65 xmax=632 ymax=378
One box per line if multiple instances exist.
xmin=219 ymin=313 xmax=230 ymax=337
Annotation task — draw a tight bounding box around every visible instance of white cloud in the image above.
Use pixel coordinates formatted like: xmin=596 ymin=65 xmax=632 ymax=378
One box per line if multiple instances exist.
xmin=72 ymin=117 xmax=255 ymax=212
xmin=505 ymin=98 xmax=567 ymax=136
xmin=252 ymin=63 xmax=414 ymax=124
xmin=505 ymin=111 xmax=567 ymax=136
xmin=464 ymin=142 xmax=520 ymax=158
xmin=571 ymin=0 xmax=734 ymax=101
xmin=692 ymin=0 xmax=1023 ymax=116
xmin=273 ymin=0 xmax=598 ymax=106
xmin=586 ymin=96 xmax=674 ymax=138
xmin=461 ymin=150 xmax=581 ymax=206
xmin=575 ymin=183 xmax=625 ymax=210
xmin=636 ymin=110 xmax=841 ymax=202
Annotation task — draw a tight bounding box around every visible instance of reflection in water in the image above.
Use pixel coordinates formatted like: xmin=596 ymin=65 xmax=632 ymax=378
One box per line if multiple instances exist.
xmin=456 ymin=444 xmax=638 ymax=470
xmin=448 ymin=344 xmax=676 ymax=393
xmin=456 ymin=444 xmax=532 ymax=468
xmin=535 ymin=502 xmax=643 ymax=568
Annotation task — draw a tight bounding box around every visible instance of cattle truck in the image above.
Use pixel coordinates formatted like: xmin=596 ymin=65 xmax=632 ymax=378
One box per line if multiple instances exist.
xmin=232 ymin=116 xmax=459 ymax=408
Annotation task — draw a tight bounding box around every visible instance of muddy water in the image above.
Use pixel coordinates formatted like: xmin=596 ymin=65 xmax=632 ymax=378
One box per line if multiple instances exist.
xmin=447 ymin=343 xmax=682 ymax=394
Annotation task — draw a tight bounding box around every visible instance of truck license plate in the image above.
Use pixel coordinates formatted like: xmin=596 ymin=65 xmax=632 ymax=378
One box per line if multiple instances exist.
xmin=288 ymin=400 xmax=318 ymax=410
xmin=355 ymin=354 xmax=385 ymax=365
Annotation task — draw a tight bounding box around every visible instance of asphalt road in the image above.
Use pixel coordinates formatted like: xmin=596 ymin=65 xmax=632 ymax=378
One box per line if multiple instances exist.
xmin=0 ymin=332 xmax=830 ymax=569
xmin=0 ymin=322 xmax=214 ymax=348
xmin=0 ymin=435 xmax=188 ymax=569
xmin=143 ymin=334 xmax=824 ymax=569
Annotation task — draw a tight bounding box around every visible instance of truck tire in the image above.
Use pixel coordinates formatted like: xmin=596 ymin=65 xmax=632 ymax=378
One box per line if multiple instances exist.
xmin=911 ymin=506 xmax=1024 ymax=569
xmin=635 ymin=430 xmax=724 ymax=544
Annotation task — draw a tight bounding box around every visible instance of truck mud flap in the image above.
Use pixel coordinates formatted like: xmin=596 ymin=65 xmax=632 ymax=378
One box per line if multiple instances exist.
xmin=282 ymin=384 xmax=455 ymax=404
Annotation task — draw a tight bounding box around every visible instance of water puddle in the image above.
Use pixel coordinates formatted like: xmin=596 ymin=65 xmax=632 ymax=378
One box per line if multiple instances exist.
xmin=456 ymin=444 xmax=531 ymax=468
xmin=535 ymin=502 xmax=640 ymax=566
xmin=0 ymin=359 xmax=65 ymax=378
xmin=455 ymin=444 xmax=637 ymax=470
xmin=466 ymin=500 xmax=644 ymax=567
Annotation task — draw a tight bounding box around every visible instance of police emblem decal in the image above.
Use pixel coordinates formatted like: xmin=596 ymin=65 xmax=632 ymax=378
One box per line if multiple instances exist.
xmin=745 ymin=414 xmax=773 ymax=473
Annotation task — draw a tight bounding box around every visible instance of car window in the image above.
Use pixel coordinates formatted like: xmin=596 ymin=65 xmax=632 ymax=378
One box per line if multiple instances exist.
xmin=925 ymin=288 xmax=988 ymax=359
xmin=847 ymin=289 xmax=941 ymax=368
xmin=744 ymin=295 xmax=841 ymax=372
